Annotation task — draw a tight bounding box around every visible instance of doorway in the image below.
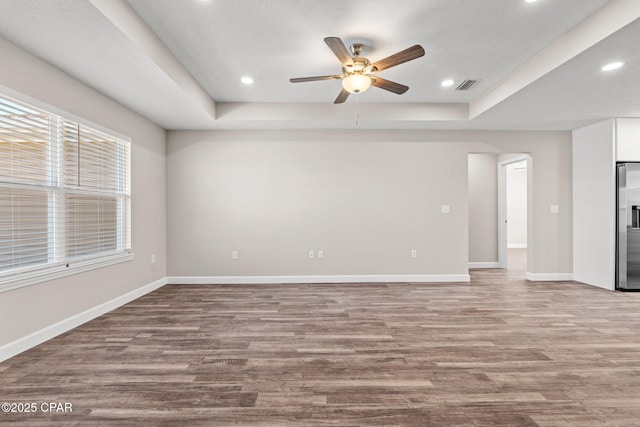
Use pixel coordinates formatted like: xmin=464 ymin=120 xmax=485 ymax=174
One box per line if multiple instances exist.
xmin=498 ymin=155 xmax=530 ymax=271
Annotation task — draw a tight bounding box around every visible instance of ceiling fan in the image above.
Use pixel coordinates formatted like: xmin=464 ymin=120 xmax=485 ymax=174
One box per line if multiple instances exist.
xmin=290 ymin=37 xmax=425 ymax=104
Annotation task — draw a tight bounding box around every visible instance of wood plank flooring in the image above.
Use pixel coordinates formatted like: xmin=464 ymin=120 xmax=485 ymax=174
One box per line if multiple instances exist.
xmin=3 ymin=253 xmax=640 ymax=426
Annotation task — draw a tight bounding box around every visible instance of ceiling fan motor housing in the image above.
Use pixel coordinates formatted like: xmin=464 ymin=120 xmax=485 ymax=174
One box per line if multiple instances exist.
xmin=350 ymin=43 xmax=365 ymax=56
xmin=344 ymin=57 xmax=371 ymax=74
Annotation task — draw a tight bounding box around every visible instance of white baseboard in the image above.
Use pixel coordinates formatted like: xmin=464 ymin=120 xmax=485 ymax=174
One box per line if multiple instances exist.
xmin=525 ymin=272 xmax=574 ymax=281
xmin=168 ymin=274 xmax=471 ymax=285
xmin=0 ymin=277 xmax=167 ymax=363
xmin=572 ymin=275 xmax=615 ymax=291
xmin=507 ymin=244 xmax=527 ymax=249
xmin=469 ymin=262 xmax=500 ymax=269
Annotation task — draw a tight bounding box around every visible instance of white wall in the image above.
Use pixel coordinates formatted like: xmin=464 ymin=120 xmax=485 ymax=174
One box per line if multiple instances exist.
xmin=167 ymin=130 xmax=573 ymax=281
xmin=468 ymin=154 xmax=498 ymax=264
xmin=572 ymin=119 xmax=615 ymax=290
xmin=507 ymin=161 xmax=527 ymax=247
xmin=0 ymin=38 xmax=167 ymax=348
xmin=616 ymin=118 xmax=640 ymax=161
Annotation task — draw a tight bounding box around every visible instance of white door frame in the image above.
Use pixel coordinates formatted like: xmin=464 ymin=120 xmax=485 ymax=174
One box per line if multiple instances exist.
xmin=498 ymin=155 xmax=530 ymax=269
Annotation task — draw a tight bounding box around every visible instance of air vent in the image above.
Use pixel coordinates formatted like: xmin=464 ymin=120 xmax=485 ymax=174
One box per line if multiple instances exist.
xmin=456 ymin=79 xmax=480 ymax=91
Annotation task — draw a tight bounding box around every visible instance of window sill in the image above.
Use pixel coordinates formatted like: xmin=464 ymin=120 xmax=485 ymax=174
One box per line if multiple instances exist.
xmin=0 ymin=252 xmax=134 ymax=293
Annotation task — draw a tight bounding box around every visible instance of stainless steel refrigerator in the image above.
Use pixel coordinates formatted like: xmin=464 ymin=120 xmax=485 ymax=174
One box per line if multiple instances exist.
xmin=617 ymin=163 xmax=640 ymax=290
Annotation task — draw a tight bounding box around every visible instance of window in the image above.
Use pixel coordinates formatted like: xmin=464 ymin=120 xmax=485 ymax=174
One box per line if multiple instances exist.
xmin=0 ymin=93 xmax=131 ymax=291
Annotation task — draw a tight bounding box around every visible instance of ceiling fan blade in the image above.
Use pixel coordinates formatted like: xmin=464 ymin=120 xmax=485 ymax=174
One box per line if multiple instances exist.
xmin=324 ymin=37 xmax=354 ymax=67
xmin=370 ymin=77 xmax=409 ymax=94
xmin=290 ymin=75 xmax=343 ymax=83
xmin=334 ymin=88 xmax=350 ymax=104
xmin=369 ymin=45 xmax=425 ymax=72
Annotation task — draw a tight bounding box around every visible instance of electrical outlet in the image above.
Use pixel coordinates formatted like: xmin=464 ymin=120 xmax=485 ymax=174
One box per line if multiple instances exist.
xmin=308 ymin=250 xmax=315 ymax=259
xmin=411 ymin=249 xmax=417 ymax=259
xmin=550 ymin=205 xmax=559 ymax=214
xmin=441 ymin=205 xmax=451 ymax=214
xmin=232 ymin=251 xmax=238 ymax=260
xmin=318 ymin=250 xmax=324 ymax=259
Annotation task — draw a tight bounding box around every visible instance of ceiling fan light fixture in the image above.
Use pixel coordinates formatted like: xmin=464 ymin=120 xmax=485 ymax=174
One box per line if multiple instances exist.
xmin=342 ymin=74 xmax=371 ymax=94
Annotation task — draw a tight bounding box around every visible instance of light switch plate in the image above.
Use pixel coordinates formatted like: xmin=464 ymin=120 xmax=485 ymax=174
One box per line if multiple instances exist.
xmin=550 ymin=205 xmax=559 ymax=214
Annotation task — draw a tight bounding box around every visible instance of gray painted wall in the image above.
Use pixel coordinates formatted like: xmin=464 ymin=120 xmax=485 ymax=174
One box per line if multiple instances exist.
xmin=167 ymin=130 xmax=573 ymax=279
xmin=468 ymin=154 xmax=498 ymax=263
xmin=167 ymin=134 xmax=470 ymax=278
xmin=0 ymin=38 xmax=167 ymax=346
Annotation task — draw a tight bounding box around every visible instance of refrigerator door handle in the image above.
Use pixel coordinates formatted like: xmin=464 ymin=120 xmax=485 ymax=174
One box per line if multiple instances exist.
xmin=617 ymin=164 xmax=628 ymax=289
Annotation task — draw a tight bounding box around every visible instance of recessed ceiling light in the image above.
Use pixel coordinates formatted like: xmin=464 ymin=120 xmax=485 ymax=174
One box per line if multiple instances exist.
xmin=602 ymin=62 xmax=624 ymax=71
xmin=241 ymin=76 xmax=254 ymax=85
xmin=525 ymin=0 xmax=539 ymax=3
xmin=441 ymin=79 xmax=455 ymax=87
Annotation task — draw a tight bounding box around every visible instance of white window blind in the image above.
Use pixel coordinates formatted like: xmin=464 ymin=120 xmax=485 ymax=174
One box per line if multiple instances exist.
xmin=63 ymin=122 xmax=131 ymax=260
xmin=0 ymin=93 xmax=131 ymax=291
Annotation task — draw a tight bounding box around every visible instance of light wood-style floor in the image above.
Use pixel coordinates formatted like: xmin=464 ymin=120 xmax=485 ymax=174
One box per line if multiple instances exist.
xmin=3 ymin=250 xmax=640 ymax=426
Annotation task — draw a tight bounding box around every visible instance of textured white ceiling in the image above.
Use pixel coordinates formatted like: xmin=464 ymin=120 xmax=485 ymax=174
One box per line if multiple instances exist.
xmin=0 ymin=0 xmax=215 ymax=128
xmin=472 ymin=17 xmax=640 ymax=130
xmin=127 ymin=0 xmax=608 ymax=103
xmin=0 ymin=0 xmax=638 ymax=131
